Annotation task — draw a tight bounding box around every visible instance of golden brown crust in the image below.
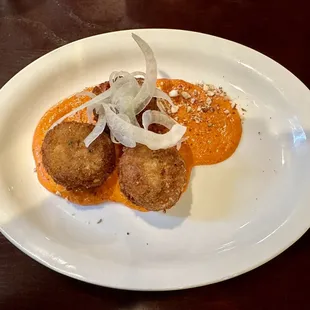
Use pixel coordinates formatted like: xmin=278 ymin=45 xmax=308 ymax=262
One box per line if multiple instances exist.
xmin=42 ymin=122 xmax=115 ymax=190
xmin=92 ymin=81 xmax=110 ymax=96
xmin=136 ymin=97 xmax=159 ymax=127
xmin=119 ymin=144 xmax=187 ymax=211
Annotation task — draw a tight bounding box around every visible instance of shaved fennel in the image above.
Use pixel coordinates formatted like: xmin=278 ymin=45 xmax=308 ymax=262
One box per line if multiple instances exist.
xmin=49 ymin=34 xmax=186 ymax=150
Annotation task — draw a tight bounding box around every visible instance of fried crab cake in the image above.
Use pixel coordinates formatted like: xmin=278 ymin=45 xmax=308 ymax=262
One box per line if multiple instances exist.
xmin=42 ymin=122 xmax=115 ymax=190
xmin=119 ymin=144 xmax=187 ymax=211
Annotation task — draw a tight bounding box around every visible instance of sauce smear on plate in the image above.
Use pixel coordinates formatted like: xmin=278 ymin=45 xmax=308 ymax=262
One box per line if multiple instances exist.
xmin=32 ymin=79 xmax=242 ymax=210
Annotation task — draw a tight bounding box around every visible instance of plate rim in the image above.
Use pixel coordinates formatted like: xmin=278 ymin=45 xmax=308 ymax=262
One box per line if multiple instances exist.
xmin=0 ymin=28 xmax=309 ymax=291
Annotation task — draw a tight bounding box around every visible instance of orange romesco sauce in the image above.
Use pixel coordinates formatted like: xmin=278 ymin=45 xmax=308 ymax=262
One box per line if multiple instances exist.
xmin=32 ymin=79 xmax=242 ymax=210
xmin=157 ymin=79 xmax=242 ymax=165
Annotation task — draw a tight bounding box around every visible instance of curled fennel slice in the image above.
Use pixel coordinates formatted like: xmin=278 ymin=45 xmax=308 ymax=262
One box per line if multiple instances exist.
xmin=48 ymin=34 xmax=185 ymax=150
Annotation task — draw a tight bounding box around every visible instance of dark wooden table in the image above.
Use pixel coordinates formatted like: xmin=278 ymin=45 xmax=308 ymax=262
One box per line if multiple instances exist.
xmin=1 ymin=1 xmax=309 ymax=309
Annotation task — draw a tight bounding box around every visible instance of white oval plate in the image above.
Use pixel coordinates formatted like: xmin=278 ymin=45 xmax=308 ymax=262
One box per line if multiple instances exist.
xmin=0 ymin=29 xmax=310 ymax=291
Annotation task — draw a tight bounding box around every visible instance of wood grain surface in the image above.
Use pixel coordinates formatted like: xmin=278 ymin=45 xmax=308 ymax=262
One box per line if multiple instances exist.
xmin=0 ymin=1 xmax=309 ymax=309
